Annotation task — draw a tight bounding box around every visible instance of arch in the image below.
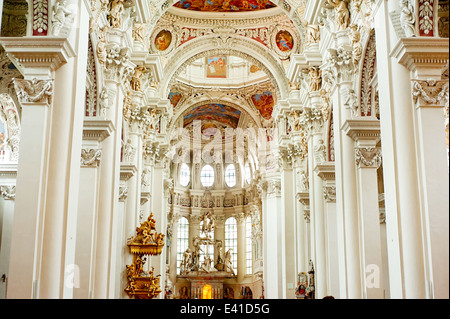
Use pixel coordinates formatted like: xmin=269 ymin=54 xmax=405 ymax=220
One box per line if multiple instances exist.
xmin=170 ymin=98 xmax=262 ymax=132
xmin=160 ymin=35 xmax=290 ymax=102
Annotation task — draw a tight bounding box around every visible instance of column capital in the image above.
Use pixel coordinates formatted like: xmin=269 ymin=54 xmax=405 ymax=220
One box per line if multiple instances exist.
xmin=391 ymin=37 xmax=449 ymax=78
xmin=323 ymin=185 xmax=336 ymax=203
xmin=80 ymin=148 xmax=102 ymax=167
xmin=411 ymin=79 xmax=449 ymax=107
xmin=0 ymin=185 xmax=16 ymax=200
xmin=13 ymin=78 xmax=54 ymax=105
xmin=354 ymin=147 xmax=382 ymax=169
xmin=0 ymin=37 xmax=75 ymax=78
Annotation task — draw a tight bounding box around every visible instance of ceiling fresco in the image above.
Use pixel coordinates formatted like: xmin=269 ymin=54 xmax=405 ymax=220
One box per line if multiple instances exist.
xmin=173 ymin=0 xmax=276 ymax=12
xmin=183 ymin=104 xmax=241 ymax=129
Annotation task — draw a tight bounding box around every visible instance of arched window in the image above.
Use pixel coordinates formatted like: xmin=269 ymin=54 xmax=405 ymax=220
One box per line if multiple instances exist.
xmin=225 ymin=217 xmax=237 ymax=274
xmin=246 ymin=216 xmax=252 ymax=275
xmin=200 ymin=165 xmax=214 ymax=187
xmin=244 ymin=163 xmax=252 ymax=184
xmin=177 ymin=217 xmax=189 ymax=274
xmin=224 ymin=164 xmax=236 ymax=187
xmin=179 ymin=163 xmax=190 ymax=186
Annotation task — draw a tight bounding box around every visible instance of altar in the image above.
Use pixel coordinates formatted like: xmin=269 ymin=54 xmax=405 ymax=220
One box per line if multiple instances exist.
xmin=179 ymin=271 xmax=234 ymax=299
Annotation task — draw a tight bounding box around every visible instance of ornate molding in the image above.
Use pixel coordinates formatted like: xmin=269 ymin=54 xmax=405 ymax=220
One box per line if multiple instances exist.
xmin=119 ymin=185 xmax=128 ymax=202
xmin=355 ymin=147 xmax=382 ymax=168
xmin=80 ymin=148 xmax=102 ymax=167
xmin=322 ymin=46 xmax=354 ymax=88
xmin=411 ymin=79 xmax=449 ymax=105
xmin=0 ymin=185 xmax=16 ymax=200
xmin=13 ymin=78 xmax=54 ymax=104
xmin=323 ymin=185 xmax=336 ymax=203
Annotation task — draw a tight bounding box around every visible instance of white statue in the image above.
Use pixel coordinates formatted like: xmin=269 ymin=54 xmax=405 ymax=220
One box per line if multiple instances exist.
xmin=224 ymin=249 xmax=235 ymax=276
xmin=400 ymin=0 xmax=416 ymax=37
xmin=327 ymin=0 xmax=350 ymax=31
xmin=51 ymin=0 xmax=72 ymax=36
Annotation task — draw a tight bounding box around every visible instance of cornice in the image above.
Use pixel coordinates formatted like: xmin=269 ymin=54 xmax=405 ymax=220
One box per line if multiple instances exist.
xmin=390 ymin=37 xmax=449 ymax=78
xmin=0 ymin=37 xmax=76 ymax=78
xmin=82 ymin=117 xmax=115 ymax=142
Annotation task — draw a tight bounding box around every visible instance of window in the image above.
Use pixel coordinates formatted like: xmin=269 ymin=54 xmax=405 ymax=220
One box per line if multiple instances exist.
xmin=179 ymin=163 xmax=190 ymax=186
xmin=225 ymin=164 xmax=236 ymax=187
xmin=246 ymin=216 xmax=252 ymax=275
xmin=200 ymin=165 xmax=214 ymax=187
xmin=177 ymin=217 xmax=189 ymax=274
xmin=245 ymin=163 xmax=252 ymax=184
xmin=225 ymin=217 xmax=237 ymax=274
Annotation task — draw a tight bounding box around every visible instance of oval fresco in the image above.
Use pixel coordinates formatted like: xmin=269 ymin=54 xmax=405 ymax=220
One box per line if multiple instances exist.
xmin=275 ymin=30 xmax=294 ymax=52
xmin=155 ymin=30 xmax=172 ymax=51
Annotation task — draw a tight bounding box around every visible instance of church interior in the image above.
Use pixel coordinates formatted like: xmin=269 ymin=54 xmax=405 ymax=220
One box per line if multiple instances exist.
xmin=0 ymin=0 xmax=448 ymax=299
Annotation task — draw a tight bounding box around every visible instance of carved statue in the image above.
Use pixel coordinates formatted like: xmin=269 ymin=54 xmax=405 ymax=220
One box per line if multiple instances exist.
xmin=308 ymin=66 xmax=322 ymax=92
xmin=327 ymin=0 xmax=350 ymax=31
xmin=107 ymin=0 xmax=125 ymax=29
xmin=181 ymin=248 xmax=193 ymax=274
xmin=200 ymin=253 xmax=214 ymax=273
xmin=224 ymin=248 xmax=235 ymax=276
xmin=399 ymin=0 xmax=416 ymax=37
xmin=290 ymin=110 xmax=302 ymax=132
xmin=130 ymin=65 xmax=146 ymax=92
xmin=349 ymin=24 xmax=362 ymax=69
xmin=123 ymin=138 xmax=136 ymax=163
xmin=51 ymin=0 xmax=72 ymax=36
xmin=97 ymin=26 xmax=108 ymax=65
xmin=313 ymin=138 xmax=327 ymax=164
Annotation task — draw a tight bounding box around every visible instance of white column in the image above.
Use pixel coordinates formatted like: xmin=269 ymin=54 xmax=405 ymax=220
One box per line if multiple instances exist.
xmin=392 ymin=37 xmax=449 ymax=299
xmin=262 ymin=177 xmax=284 ymax=298
xmin=2 ymin=30 xmax=86 ymax=298
xmin=0 ymin=186 xmax=15 ymax=299
xmin=236 ymin=213 xmax=246 ymax=283
xmin=344 ymin=118 xmax=384 ymax=299
xmin=372 ymin=0 xmax=405 ymax=298
xmin=324 ymin=38 xmax=363 ymax=298
xmin=315 ymin=162 xmax=340 ymax=298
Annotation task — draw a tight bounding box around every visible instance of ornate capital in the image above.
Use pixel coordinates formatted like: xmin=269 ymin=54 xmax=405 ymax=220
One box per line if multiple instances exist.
xmin=0 ymin=185 xmax=16 ymax=200
xmin=80 ymin=148 xmax=102 ymax=167
xmin=355 ymin=147 xmax=382 ymax=168
xmin=323 ymin=185 xmax=336 ymax=203
xmin=323 ymin=46 xmax=354 ymax=87
xmin=411 ymin=79 xmax=449 ymax=106
xmin=119 ymin=185 xmax=128 ymax=202
xmin=13 ymin=78 xmax=53 ymax=104
xmin=266 ymin=179 xmax=281 ymax=198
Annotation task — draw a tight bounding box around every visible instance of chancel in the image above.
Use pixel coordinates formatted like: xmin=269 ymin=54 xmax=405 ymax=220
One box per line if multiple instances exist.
xmin=0 ymin=0 xmax=448 ymax=300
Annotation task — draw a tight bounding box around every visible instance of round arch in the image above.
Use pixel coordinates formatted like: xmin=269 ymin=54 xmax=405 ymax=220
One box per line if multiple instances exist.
xmin=160 ymin=35 xmax=291 ymax=101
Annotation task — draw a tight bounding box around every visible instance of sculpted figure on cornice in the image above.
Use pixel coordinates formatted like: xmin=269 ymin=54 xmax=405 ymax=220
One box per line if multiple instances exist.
xmin=400 ymin=0 xmax=416 ymax=37
xmin=51 ymin=0 xmax=73 ymax=36
xmin=308 ymin=67 xmax=322 ymax=92
xmin=107 ymin=0 xmax=125 ymax=29
xmin=327 ymin=0 xmax=350 ymax=31
xmin=349 ymin=24 xmax=362 ymax=70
